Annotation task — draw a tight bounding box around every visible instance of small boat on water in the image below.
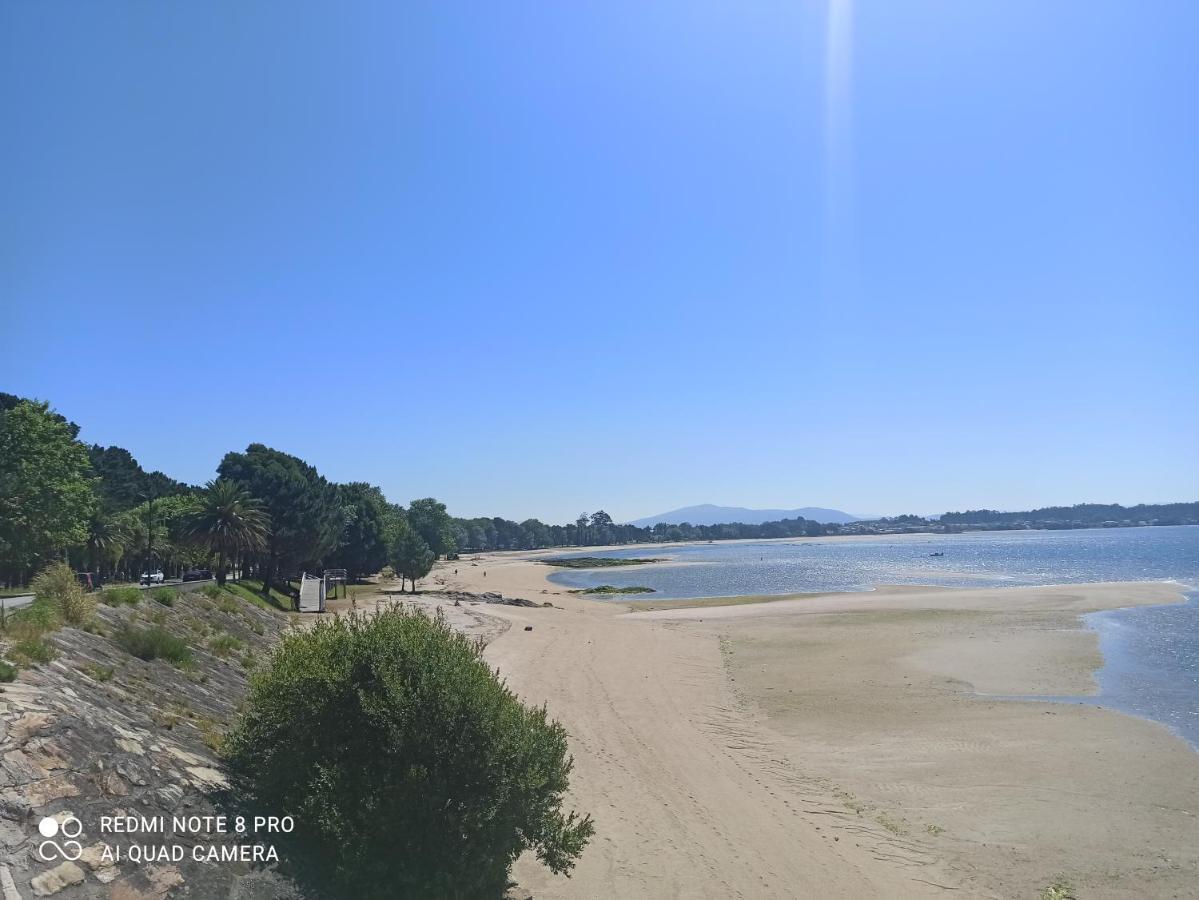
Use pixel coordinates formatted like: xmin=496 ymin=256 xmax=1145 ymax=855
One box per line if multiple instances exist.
xmin=929 ymin=552 xmax=945 ymax=557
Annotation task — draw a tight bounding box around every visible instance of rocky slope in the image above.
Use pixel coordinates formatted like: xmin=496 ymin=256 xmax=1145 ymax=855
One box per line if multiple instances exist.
xmin=0 ymin=588 xmax=300 ymax=899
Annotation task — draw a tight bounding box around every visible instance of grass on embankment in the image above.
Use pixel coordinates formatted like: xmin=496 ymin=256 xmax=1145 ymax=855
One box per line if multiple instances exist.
xmin=223 ymin=579 xmax=293 ymax=612
xmin=101 ymin=586 xmax=142 ymax=606
xmin=541 ymin=557 xmax=664 ymax=569
xmin=115 ymin=623 xmax=195 ymax=667
xmin=0 ymin=566 xmax=292 ymax=686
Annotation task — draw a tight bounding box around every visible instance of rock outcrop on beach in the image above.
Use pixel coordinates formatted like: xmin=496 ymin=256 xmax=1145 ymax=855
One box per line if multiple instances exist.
xmin=0 ymin=591 xmax=302 ymax=899
xmin=431 ymin=590 xmax=546 ymax=608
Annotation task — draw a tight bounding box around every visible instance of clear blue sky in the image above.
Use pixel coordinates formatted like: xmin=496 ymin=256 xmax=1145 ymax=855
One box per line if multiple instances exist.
xmin=2 ymin=2 xmax=1196 ymax=522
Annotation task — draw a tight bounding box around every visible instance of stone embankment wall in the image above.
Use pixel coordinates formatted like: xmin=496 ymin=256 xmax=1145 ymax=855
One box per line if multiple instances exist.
xmin=0 ymin=590 xmax=300 ymax=899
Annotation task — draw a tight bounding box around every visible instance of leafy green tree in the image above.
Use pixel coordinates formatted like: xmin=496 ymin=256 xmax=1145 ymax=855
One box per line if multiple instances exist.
xmin=0 ymin=401 xmax=96 ymax=584
xmin=182 ymin=479 xmax=269 ymax=585
xmin=218 ymin=444 xmax=341 ymax=591
xmin=122 ymin=493 xmax=203 ymax=578
xmin=393 ymin=526 xmax=434 ymax=593
xmin=382 ymin=502 xmax=408 ymax=547
xmin=117 ymin=506 xmax=165 ymax=576
xmin=468 ymin=525 xmax=488 ymax=550
xmin=589 ymin=510 xmax=613 ymax=528
xmin=0 ymin=393 xmax=79 ymax=437
xmin=407 ymin=497 xmax=455 ymax=558
xmin=223 ymin=606 xmax=593 ymax=899
xmin=574 ymin=513 xmax=592 ymax=546
xmin=521 ymin=518 xmax=550 ymax=549
xmin=89 ymin=444 xmax=151 ymax=513
xmin=88 ymin=444 xmax=189 ymax=514
xmin=327 ymin=483 xmax=391 ymax=580
xmin=84 ymin=512 xmax=129 ymax=579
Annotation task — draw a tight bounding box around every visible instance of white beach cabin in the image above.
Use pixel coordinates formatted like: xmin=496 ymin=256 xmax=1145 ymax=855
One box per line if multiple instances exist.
xmin=298 ymin=572 xmax=326 ymax=613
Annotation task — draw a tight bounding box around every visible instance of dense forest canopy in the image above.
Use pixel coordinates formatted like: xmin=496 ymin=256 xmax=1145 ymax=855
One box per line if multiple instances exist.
xmin=939 ymin=502 xmax=1199 ymax=528
xmin=88 ymin=444 xmax=191 ymax=513
xmin=217 ymin=443 xmax=344 ymax=590
xmin=446 ymin=502 xmax=1199 ymax=551
xmin=447 ymin=511 xmax=825 ymax=552
xmin=2 ymin=392 xmax=1195 ymax=590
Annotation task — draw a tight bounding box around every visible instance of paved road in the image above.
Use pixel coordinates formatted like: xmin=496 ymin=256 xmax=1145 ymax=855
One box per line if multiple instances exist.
xmin=1 ymin=578 xmax=218 ymax=611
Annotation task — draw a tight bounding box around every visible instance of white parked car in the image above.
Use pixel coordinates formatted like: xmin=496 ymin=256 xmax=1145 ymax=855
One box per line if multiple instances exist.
xmin=140 ymin=570 xmax=165 ymax=585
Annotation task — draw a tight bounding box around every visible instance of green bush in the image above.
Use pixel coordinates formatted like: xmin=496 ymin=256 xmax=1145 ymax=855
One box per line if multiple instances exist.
xmin=223 ymin=607 xmax=593 ymax=899
xmin=215 ymin=593 xmax=239 ymax=614
xmin=0 ymin=660 xmax=17 ymax=682
xmin=101 ymin=586 xmax=142 ymax=606
xmin=31 ymin=562 xmax=95 ymax=625
xmin=11 ymin=636 xmax=56 ymax=665
xmin=2 ymin=598 xmax=59 ymax=667
xmin=208 ymin=633 xmax=244 ymax=657
xmin=82 ymin=663 xmax=115 ymax=682
xmin=149 ymin=587 xmax=177 ymax=607
xmin=13 ymin=597 xmax=61 ymax=632
xmin=200 ymin=583 xmax=224 ymax=600
xmin=115 ymin=624 xmax=194 ymax=667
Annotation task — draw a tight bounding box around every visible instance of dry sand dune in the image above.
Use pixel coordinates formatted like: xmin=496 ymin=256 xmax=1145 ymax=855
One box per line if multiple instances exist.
xmin=425 ymin=553 xmax=1199 ymax=898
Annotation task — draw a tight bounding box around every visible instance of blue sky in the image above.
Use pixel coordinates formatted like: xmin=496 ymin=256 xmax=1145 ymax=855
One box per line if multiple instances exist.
xmin=2 ymin=1 xmax=1196 ymax=522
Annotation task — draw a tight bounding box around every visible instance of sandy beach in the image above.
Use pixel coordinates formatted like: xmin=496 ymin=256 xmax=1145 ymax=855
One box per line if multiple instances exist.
xmin=404 ymin=551 xmax=1199 ymax=898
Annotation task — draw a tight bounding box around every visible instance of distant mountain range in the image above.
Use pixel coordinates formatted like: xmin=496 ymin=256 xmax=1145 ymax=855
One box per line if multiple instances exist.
xmin=626 ymin=504 xmax=866 ymax=527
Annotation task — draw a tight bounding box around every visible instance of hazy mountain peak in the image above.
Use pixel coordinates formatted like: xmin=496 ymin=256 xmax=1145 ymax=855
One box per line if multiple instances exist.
xmin=626 ymin=504 xmax=863 ymax=527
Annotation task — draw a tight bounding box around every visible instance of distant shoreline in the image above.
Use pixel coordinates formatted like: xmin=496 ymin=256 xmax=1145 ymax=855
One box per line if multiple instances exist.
xmin=526 ymin=525 xmax=1197 ymax=605
xmin=477 ymin=521 xmax=1198 ymax=564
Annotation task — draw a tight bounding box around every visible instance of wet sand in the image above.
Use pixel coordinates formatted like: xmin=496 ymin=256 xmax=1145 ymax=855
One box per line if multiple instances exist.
xmin=428 ymin=553 xmax=1199 ymax=898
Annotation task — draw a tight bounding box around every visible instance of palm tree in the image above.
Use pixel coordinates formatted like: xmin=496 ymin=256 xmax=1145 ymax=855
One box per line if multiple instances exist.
xmin=182 ymin=479 xmax=269 ymax=585
xmin=85 ymin=512 xmax=128 ymax=580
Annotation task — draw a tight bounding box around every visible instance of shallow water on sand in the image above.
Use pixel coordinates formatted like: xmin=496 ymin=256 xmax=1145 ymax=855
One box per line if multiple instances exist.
xmin=548 ymin=526 xmax=1199 ymax=747
xmin=546 ymin=525 xmax=1199 ymax=599
xmin=985 ymin=593 xmax=1199 ymax=749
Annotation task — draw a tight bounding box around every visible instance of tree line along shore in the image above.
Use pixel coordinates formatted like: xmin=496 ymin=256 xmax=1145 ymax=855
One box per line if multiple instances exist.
xmin=0 ymin=392 xmax=598 ymax=897
xmin=3 ymin=391 xmax=1196 ymax=598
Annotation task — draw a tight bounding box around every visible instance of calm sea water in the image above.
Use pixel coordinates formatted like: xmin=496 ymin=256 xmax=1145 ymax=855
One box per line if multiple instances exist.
xmin=548 ymin=526 xmax=1199 ymax=746
xmin=546 ymin=526 xmax=1199 ymax=598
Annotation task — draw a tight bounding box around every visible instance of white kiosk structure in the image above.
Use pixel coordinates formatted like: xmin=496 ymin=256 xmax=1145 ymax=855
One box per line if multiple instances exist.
xmin=298 ymin=572 xmax=327 ymax=613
